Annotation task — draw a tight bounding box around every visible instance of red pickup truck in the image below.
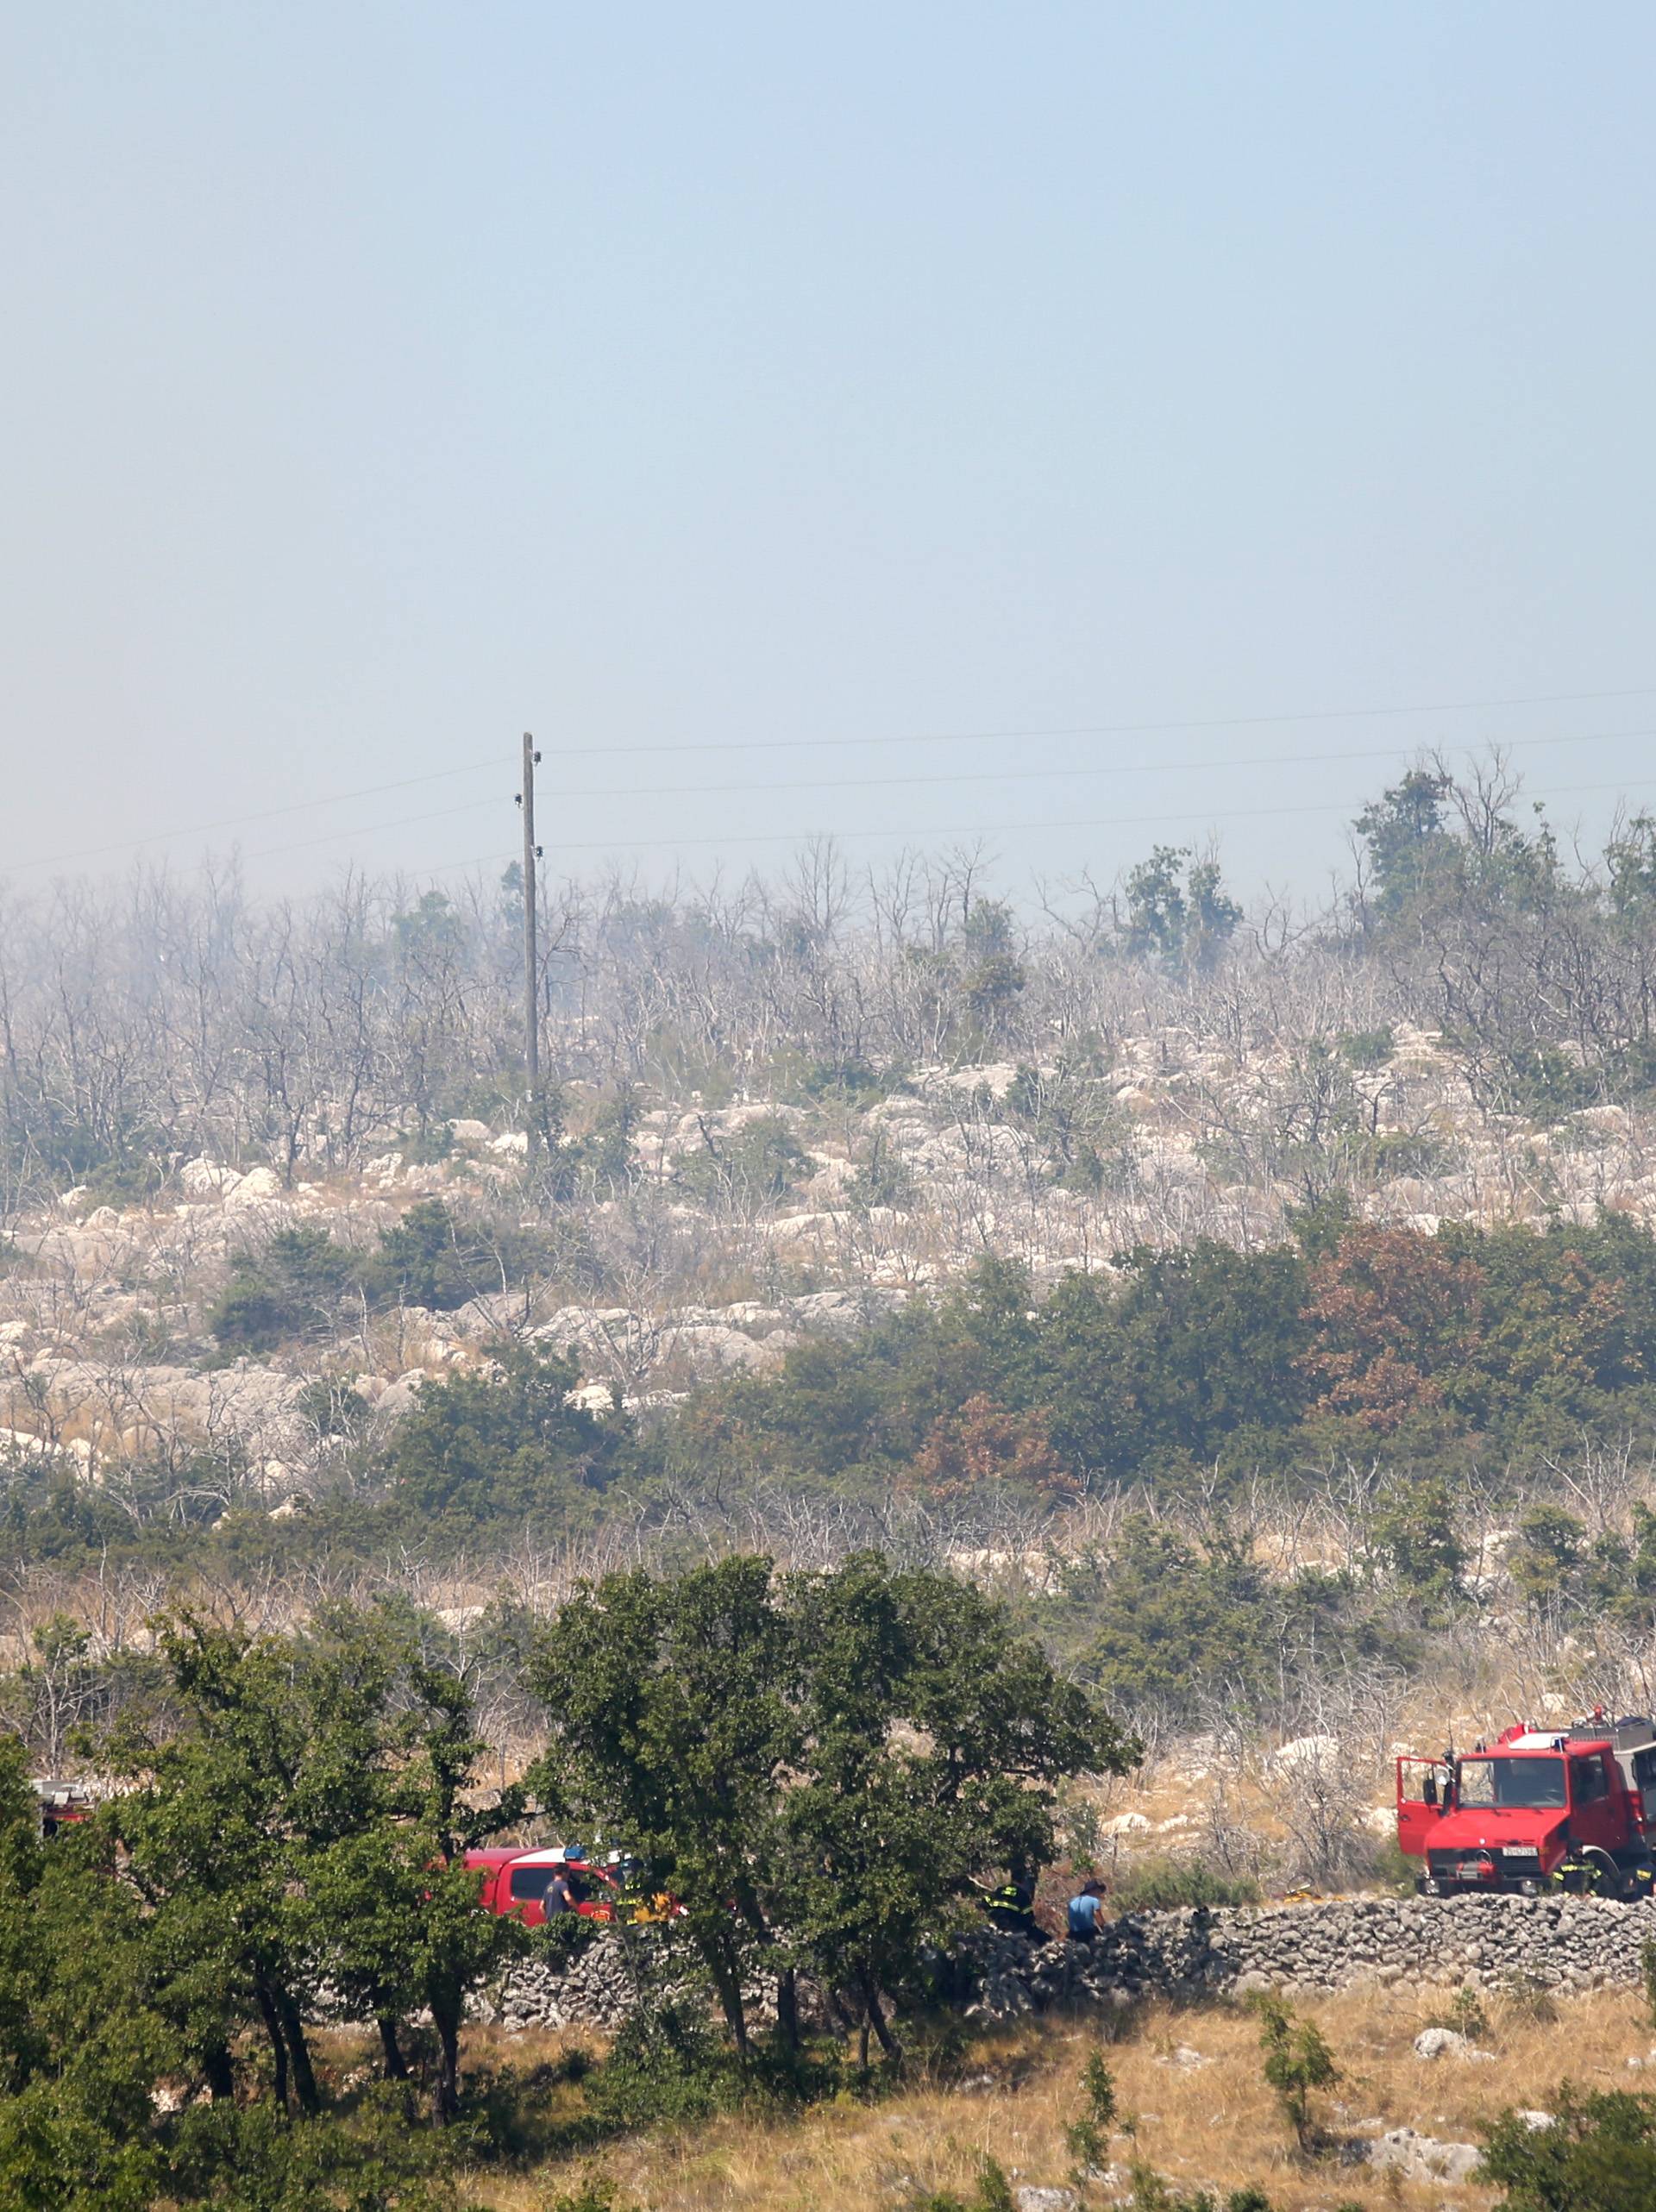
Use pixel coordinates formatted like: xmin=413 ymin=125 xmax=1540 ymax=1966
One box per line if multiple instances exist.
xmin=463 ymin=1846 xmax=618 ymax=1927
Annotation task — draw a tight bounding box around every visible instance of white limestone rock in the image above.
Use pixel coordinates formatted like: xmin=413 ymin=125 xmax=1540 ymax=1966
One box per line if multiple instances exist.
xmin=1270 ymin=1733 xmax=1339 ymax=1777
xmin=225 ymin=1166 xmax=283 ymax=1209
xmin=1365 ymin=2127 xmax=1481 ymax=2184
xmin=181 ymin=1158 xmax=242 ymax=1196
xmin=1413 ymin=2027 xmax=1494 ymax=2063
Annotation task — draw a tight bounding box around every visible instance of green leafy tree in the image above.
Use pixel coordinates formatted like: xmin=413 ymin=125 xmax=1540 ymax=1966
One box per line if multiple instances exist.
xmin=959 ymin=899 xmax=1027 ymax=1036
xmin=1354 ymin=768 xmax=1457 ymax=923
xmin=1249 ymin=1992 xmax=1338 ymax=2153
xmin=530 ymin=1554 xmax=1134 ymax=2066
xmin=99 ymin=1617 xmax=326 ymax=2115
xmin=292 ymin=1604 xmax=524 ymax=2118
xmin=100 ymin=1603 xmax=519 ymax=2123
xmin=781 ymin=1555 xmax=1136 ymax=2059
xmin=0 ymin=1733 xmax=183 ymax=2210
xmin=1122 ymin=848 xmax=1240 ymax=974
xmin=1371 ymin=1477 xmax=1466 ymax=1606
xmin=1606 ymin=813 xmax=1656 ymax=922
xmin=529 ymin=1555 xmax=800 ymax=2061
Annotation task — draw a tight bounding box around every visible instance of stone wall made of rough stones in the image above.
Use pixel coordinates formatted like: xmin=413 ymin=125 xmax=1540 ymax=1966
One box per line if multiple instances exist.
xmin=473 ymin=1935 xmax=641 ymax=2035
xmin=963 ymin=1891 xmax=1656 ymax=2022
xmin=476 ymin=1893 xmax=1656 ymax=2038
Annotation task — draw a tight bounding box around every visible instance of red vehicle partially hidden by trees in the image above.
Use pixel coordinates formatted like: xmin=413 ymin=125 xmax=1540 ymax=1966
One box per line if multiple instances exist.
xmin=32 ymin=1780 xmax=93 ymax=1840
xmin=463 ymin=1846 xmax=618 ymax=1927
xmin=1396 ymin=1713 xmax=1656 ymax=1896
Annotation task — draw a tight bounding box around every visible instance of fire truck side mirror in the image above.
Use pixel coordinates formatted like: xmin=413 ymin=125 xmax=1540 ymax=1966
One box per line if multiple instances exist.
xmin=1424 ymin=1772 xmax=1438 ymax=1808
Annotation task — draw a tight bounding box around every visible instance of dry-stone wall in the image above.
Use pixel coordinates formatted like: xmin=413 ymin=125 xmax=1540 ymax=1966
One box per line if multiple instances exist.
xmin=963 ymin=1891 xmax=1656 ymax=2021
xmin=475 ymin=1934 xmax=642 ymax=2034
xmin=481 ymin=1892 xmax=1656 ymax=2036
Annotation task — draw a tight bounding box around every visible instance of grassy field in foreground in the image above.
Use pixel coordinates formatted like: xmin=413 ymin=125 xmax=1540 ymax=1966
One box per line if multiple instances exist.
xmin=455 ymin=1984 xmax=1653 ymax=2212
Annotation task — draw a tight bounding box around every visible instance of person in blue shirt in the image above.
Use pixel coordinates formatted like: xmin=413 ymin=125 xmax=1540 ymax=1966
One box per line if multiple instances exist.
xmin=1067 ymin=1878 xmax=1106 ymax=1940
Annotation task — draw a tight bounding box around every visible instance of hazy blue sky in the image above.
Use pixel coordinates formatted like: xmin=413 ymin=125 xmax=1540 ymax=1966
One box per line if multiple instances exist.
xmin=4 ymin=3 xmax=1655 ymax=905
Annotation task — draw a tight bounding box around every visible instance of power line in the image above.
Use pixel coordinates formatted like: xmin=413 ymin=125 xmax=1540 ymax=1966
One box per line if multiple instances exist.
xmin=7 ymin=680 xmax=1656 ymax=875
xmin=533 ymin=683 xmax=1656 ymax=759
xmin=538 ymin=720 xmax=1653 ymax=803
xmin=9 ymin=754 xmax=514 ymax=874
xmin=290 ymin=774 xmax=1656 ymax=873
xmin=539 ymin=775 xmax=1655 ymax=855
xmin=251 ymin=797 xmax=499 ymax=859
xmin=242 ymin=722 xmax=1656 ymax=862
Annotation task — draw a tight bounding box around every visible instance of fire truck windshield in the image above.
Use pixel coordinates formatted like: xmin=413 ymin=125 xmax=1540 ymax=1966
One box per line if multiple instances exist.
xmin=1458 ymin=1756 xmax=1566 ymax=1809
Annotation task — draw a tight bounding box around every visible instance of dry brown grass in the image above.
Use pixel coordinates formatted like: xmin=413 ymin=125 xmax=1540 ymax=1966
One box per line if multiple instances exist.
xmin=459 ymin=1983 xmax=1656 ymax=2211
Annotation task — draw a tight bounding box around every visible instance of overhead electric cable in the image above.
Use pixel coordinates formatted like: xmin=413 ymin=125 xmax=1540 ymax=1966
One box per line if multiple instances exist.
xmin=9 ymin=680 xmax=1656 ymax=874
xmin=240 ymin=726 xmax=1656 ymax=861
xmin=533 ymin=683 xmax=1656 ymax=759
xmin=274 ymin=773 xmax=1656 ymax=870
xmin=9 ymin=754 xmax=514 ymax=874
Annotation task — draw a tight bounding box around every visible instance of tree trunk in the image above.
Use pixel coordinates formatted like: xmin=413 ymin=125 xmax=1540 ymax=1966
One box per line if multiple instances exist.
xmin=857 ymin=1972 xmax=902 ymax=2065
xmin=696 ymin=1931 xmax=749 ymax=2061
xmin=431 ymin=1999 xmax=461 ymax=2123
xmin=775 ymin=1964 xmax=800 ymax=2055
xmin=255 ymin=1982 xmax=290 ymax=2114
xmin=273 ymin=1983 xmax=320 ymax=2116
xmin=731 ymin=1884 xmax=794 ymax=2053
xmin=377 ymin=2015 xmax=409 ymax=2080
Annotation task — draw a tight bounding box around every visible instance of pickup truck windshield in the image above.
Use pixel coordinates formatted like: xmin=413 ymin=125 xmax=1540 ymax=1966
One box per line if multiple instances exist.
xmin=1458 ymin=1757 xmax=1566 ymax=1809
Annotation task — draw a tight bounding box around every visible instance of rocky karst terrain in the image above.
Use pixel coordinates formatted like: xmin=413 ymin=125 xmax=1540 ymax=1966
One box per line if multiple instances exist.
xmin=4 ymin=1019 xmax=1653 ymax=1504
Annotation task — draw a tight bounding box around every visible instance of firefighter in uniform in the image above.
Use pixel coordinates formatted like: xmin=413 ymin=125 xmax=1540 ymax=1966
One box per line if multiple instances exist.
xmin=982 ymin=1877 xmax=1045 ymax=1943
xmin=1550 ymin=1852 xmax=1612 ymax=1896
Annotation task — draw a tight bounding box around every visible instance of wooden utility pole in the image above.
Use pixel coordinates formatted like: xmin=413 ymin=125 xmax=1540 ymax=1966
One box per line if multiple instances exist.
xmin=518 ymin=732 xmax=543 ymax=1156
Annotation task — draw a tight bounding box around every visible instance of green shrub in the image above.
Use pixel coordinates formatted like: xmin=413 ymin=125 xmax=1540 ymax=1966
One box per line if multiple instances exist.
xmin=674 ymin=1116 xmax=806 ymax=1208
xmin=848 ymin=1136 xmax=918 ymax=1213
xmin=1065 ymin=2048 xmax=1120 ymax=2181
xmin=208 ymin=1226 xmax=354 ymax=1354
xmin=580 ymin=2012 xmax=737 ymax=2130
xmin=1371 ymin=1834 xmax=1417 ymax=1896
xmin=541 ymin=2178 xmax=643 ymax=2212
xmin=1126 ymin=2176 xmax=1280 ymax=2212
xmin=907 ymin=2158 xmax=1017 ymax=2212
xmin=1110 ymin=1857 xmax=1261 ymax=1914
xmin=1338 ymin=1027 xmax=1395 ymax=1068
xmin=1427 ymin=1987 xmax=1490 ymax=2043
xmin=296 ymin=1377 xmax=367 ymax=1440
xmin=532 ymin=1911 xmax=599 ymax=1965
xmin=1478 ymin=2085 xmax=1656 ymax=2209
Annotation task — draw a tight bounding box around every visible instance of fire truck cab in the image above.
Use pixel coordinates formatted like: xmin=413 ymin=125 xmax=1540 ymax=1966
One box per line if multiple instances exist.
xmin=1396 ymin=1713 xmax=1656 ymax=1896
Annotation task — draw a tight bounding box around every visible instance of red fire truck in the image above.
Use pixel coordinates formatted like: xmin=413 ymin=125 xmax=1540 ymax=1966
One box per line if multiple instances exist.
xmin=1397 ymin=1712 xmax=1656 ymax=1896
